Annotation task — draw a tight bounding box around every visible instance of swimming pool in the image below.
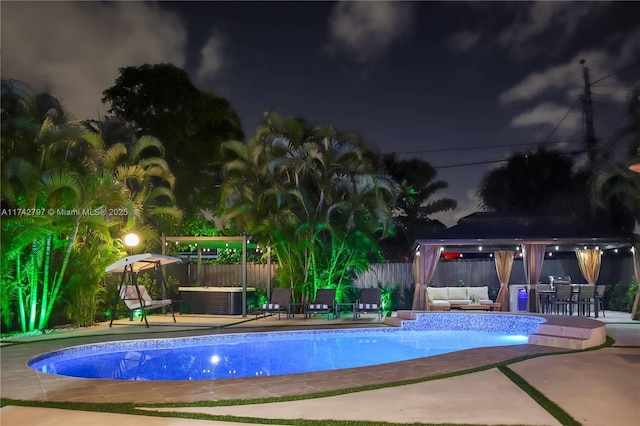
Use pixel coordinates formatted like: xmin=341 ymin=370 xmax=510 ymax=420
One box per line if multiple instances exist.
xmin=28 ymin=313 xmax=545 ymax=381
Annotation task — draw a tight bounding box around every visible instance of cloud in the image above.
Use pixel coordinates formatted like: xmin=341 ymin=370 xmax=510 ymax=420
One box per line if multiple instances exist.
xmin=498 ymin=61 xmax=581 ymax=104
xmin=432 ymin=189 xmax=481 ymax=227
xmin=509 ymin=102 xmax=582 ymax=133
xmin=1 ymin=2 xmax=188 ymax=121
xmin=498 ymin=2 xmax=595 ymax=61
xmin=499 ymin=25 xmax=640 ymax=106
xmin=325 ymin=1 xmax=413 ymax=63
xmin=446 ymin=30 xmax=482 ymax=53
xmin=197 ymin=32 xmax=225 ymax=83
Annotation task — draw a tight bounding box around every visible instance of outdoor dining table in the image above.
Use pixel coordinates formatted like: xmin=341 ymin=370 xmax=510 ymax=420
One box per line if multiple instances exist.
xmin=537 ymin=285 xmax=600 ymax=318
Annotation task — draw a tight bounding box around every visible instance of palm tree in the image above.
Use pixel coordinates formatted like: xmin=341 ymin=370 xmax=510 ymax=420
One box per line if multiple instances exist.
xmin=381 ymin=153 xmax=457 ymax=260
xmin=477 ymin=146 xmax=584 ymax=214
xmin=84 ymin=120 xmax=183 ymax=251
xmin=1 ymin=81 xmax=129 ymax=331
xmin=220 ymin=111 xmax=399 ymax=301
xmin=595 ymin=79 xmax=640 ymax=231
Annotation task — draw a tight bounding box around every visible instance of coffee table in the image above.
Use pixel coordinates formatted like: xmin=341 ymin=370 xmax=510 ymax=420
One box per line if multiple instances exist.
xmin=459 ymin=303 xmax=501 ymax=311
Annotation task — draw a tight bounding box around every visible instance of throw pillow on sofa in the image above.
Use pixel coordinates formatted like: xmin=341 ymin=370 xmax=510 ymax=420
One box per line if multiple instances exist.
xmin=447 ymin=287 xmax=468 ymax=301
xmin=467 ymin=286 xmax=490 ymax=303
xmin=427 ymin=287 xmax=448 ymax=301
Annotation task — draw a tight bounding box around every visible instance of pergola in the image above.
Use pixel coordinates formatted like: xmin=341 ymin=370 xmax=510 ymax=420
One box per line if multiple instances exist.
xmin=412 ymin=213 xmax=636 ymax=315
xmin=161 ymin=235 xmax=266 ymax=317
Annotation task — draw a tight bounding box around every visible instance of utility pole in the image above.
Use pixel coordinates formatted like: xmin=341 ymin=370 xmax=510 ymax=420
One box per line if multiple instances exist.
xmin=580 ymin=59 xmax=597 ymax=169
xmin=580 ymin=59 xmax=598 ymax=223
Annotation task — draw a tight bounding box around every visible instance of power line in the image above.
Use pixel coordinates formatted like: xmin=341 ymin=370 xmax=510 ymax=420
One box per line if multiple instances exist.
xmin=544 ymin=97 xmax=581 ymax=142
xmin=434 ymin=149 xmax=586 ymax=170
xmin=396 ymin=138 xmax=581 ymax=155
xmin=433 ymin=159 xmax=505 ymax=170
xmin=591 ymin=60 xmax=640 ymax=86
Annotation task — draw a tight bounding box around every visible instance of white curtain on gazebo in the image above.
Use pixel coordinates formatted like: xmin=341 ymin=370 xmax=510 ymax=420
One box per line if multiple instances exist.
xmin=494 ymin=250 xmax=514 ymax=312
xmin=575 ymin=248 xmax=602 ymax=284
xmin=412 ymin=244 xmax=441 ymax=310
xmin=523 ymin=243 xmax=546 ymax=313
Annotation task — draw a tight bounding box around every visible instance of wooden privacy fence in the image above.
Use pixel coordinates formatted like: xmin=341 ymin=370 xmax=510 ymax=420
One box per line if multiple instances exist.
xmin=164 ymin=263 xmax=278 ymax=291
xmin=162 ymin=257 xmax=633 ymax=292
xmin=351 ymin=257 xmax=633 ymax=291
xmin=351 ymin=263 xmax=413 ymax=289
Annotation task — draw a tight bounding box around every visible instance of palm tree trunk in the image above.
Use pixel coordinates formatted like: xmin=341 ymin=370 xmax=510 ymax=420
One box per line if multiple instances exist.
xmin=42 ymin=221 xmax=79 ymax=329
xmin=37 ymin=235 xmax=52 ymax=330
xmin=28 ymin=241 xmax=40 ymax=331
xmin=16 ymin=254 xmax=27 ymax=333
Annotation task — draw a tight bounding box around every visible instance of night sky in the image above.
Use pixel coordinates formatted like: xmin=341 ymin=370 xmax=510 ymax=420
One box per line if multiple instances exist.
xmin=2 ymin=1 xmax=639 ymax=225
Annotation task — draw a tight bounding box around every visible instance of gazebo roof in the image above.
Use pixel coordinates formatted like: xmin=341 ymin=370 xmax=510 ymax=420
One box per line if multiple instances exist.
xmin=415 ymin=212 xmax=635 ymax=251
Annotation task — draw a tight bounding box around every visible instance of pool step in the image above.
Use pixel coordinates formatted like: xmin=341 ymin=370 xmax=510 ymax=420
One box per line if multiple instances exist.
xmin=385 ymin=310 xmax=607 ymax=350
xmin=384 ymin=310 xmax=421 ymax=327
xmin=528 ymin=333 xmax=590 ymax=350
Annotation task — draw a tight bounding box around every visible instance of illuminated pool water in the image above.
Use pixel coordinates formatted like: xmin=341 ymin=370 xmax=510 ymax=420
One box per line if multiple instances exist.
xmin=28 ymin=313 xmax=544 ymax=381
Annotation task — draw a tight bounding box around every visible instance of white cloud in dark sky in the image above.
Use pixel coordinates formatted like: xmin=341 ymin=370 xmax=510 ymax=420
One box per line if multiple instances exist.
xmin=498 ymin=26 xmax=639 ymax=135
xmin=325 ymin=1 xmax=413 ymax=63
xmin=197 ymin=32 xmax=225 ymax=83
xmin=509 ymin=101 xmax=581 ymax=133
xmin=1 ymin=1 xmax=187 ymax=120
xmin=498 ymin=61 xmax=580 ymax=104
xmin=498 ymin=2 xmax=595 ymax=61
xmin=499 ymin=43 xmax=637 ymax=106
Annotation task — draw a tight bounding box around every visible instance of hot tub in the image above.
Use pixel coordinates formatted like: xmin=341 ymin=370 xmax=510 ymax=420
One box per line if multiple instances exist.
xmin=178 ymin=286 xmax=256 ymax=315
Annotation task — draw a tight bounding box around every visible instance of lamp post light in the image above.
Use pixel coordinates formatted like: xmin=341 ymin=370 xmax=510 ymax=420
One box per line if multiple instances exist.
xmin=124 ymin=233 xmax=139 ymax=255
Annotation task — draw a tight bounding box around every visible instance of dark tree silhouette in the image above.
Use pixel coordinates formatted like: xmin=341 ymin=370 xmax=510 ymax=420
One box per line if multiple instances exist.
xmin=477 ymin=146 xmax=586 ymax=214
xmin=380 ymin=153 xmax=457 ymax=261
xmin=102 ymin=64 xmax=244 ymax=217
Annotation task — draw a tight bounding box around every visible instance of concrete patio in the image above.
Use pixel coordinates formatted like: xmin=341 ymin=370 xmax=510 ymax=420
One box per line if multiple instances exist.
xmin=1 ymin=311 xmax=638 ymax=425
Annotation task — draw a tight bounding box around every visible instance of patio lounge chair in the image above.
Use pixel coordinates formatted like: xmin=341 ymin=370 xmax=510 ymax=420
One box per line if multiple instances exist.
xmin=257 ymin=288 xmax=292 ymax=319
xmin=305 ymin=288 xmax=336 ymax=319
xmin=354 ymin=288 xmax=382 ymax=321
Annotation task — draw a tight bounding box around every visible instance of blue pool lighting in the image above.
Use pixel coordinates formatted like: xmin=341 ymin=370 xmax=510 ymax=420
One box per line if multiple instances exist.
xmin=29 ymin=313 xmax=544 ymax=381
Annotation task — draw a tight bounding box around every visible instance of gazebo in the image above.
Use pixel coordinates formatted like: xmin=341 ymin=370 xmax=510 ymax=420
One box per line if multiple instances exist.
xmin=161 ymin=235 xmax=264 ymax=317
xmin=413 ymin=212 xmax=636 ymax=315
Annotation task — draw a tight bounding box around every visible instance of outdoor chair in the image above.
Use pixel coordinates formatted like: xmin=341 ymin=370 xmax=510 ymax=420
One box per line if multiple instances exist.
xmin=550 ymin=285 xmax=573 ymax=315
xmin=305 ymin=288 xmax=337 ymax=320
xmin=119 ymin=284 xmax=174 ymax=320
xmin=354 ymin=288 xmax=382 ymax=321
xmin=536 ymin=284 xmax=552 ymax=313
xmin=573 ymin=285 xmax=596 ymax=317
xmin=596 ymin=285 xmax=606 ymax=317
xmin=257 ymin=288 xmax=292 ymax=320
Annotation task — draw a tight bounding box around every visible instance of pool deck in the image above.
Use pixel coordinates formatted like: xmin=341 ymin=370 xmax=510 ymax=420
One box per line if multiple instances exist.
xmin=1 ymin=311 xmax=639 ymax=425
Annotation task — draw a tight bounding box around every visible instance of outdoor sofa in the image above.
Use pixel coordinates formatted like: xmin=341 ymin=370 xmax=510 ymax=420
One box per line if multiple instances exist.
xmin=426 ymin=286 xmax=495 ymax=310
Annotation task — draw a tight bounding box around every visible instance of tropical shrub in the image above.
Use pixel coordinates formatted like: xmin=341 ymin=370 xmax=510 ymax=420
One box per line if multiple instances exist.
xmin=220 ymin=112 xmax=398 ymax=303
xmin=604 ymin=277 xmax=638 ymax=312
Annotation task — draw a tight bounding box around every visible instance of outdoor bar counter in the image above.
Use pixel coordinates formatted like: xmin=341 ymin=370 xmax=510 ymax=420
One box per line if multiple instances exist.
xmin=178 ymin=286 xmax=256 ymax=315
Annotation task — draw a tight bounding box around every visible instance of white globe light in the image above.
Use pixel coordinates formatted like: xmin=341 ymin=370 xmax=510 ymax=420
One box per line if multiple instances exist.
xmin=124 ymin=233 xmax=139 ymax=248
